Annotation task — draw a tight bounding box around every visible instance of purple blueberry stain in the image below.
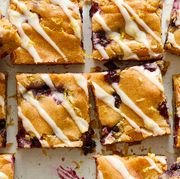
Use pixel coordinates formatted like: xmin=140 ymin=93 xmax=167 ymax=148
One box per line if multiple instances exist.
xmin=92 ymin=31 xmax=111 ymax=48
xmin=17 ymin=126 xmax=42 ymax=148
xmin=0 ymin=119 xmax=6 ymax=147
xmin=158 ymin=101 xmax=169 ymax=119
xmin=82 ymin=127 xmax=96 ymax=155
xmin=174 ymin=114 xmax=180 ymax=145
xmin=143 ymin=63 xmax=157 ymax=72
xmin=31 ymin=137 xmax=41 ymax=148
xmin=163 ymin=161 xmax=180 ymax=177
xmin=112 ymin=125 xmax=120 ymax=133
xmin=104 ymin=71 xmax=120 ymax=84
xmin=90 ymin=2 xmax=99 ymax=18
xmin=31 ymin=84 xmax=51 ymax=97
xmin=17 ymin=128 xmax=32 ymax=148
xmin=112 ymin=92 xmax=121 ymax=108
xmin=100 ymin=125 xmax=120 ymax=144
xmin=56 ymin=166 xmax=84 ymax=179
xmin=101 ymin=126 xmax=111 ymax=137
xmin=104 ymin=61 xmax=118 ymax=70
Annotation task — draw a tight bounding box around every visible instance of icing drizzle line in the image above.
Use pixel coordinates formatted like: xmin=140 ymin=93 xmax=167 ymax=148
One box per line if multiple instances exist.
xmin=18 ymin=107 xmax=49 ymax=147
xmin=112 ymin=83 xmax=164 ymax=135
xmin=93 ymin=0 xmax=162 ymax=59
xmin=50 ymin=0 xmax=81 ymax=39
xmin=104 ymin=156 xmax=135 ymax=179
xmin=18 ymin=83 xmax=71 ymax=145
xmin=112 ymin=0 xmax=156 ymax=57
xmin=93 ymin=11 xmax=138 ymax=60
xmin=9 ymin=0 xmax=67 ymax=62
xmin=9 ymin=10 xmax=42 ymax=63
xmin=91 ymin=81 xmax=153 ymax=138
xmin=41 ymin=74 xmax=89 ymax=133
xmin=132 ymin=66 xmax=164 ymax=91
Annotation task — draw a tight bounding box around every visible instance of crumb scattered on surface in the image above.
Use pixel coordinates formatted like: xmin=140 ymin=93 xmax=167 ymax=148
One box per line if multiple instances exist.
xmin=41 ymin=149 xmax=48 ymax=156
xmin=72 ymin=160 xmax=80 ymax=170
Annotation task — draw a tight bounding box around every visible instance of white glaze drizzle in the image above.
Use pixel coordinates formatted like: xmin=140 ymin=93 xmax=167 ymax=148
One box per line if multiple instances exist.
xmin=112 ymin=0 xmax=156 ymax=57
xmin=8 ymin=10 xmax=42 ymax=63
xmin=18 ymin=107 xmax=49 ymax=147
xmin=93 ymin=11 xmax=111 ymax=32
xmin=145 ymin=157 xmax=163 ymax=173
xmin=91 ymin=81 xmax=152 ymax=137
xmin=109 ymin=32 xmax=139 ymax=60
xmin=120 ymin=0 xmax=161 ymax=43
xmin=93 ymin=11 xmax=138 ymax=60
xmin=112 ymin=83 xmax=164 ymax=135
xmin=156 ymin=156 xmax=167 ymax=165
xmin=94 ymin=44 xmax=109 ymax=59
xmin=18 ymin=83 xmax=71 ymax=145
xmin=168 ymin=32 xmax=180 ymax=49
xmin=73 ymin=74 xmax=88 ymax=96
xmin=51 ymin=0 xmax=81 ymax=39
xmin=0 ymin=96 xmax=5 ymax=115
xmin=12 ymin=0 xmax=67 ymax=61
xmin=41 ymin=74 xmax=89 ymax=133
xmin=97 ymin=170 xmax=104 ymax=179
xmin=92 ymin=10 xmax=110 ymax=59
xmin=131 ymin=66 xmax=164 ymax=91
xmin=104 ymin=156 xmax=135 ymax=179
xmin=0 ymin=172 xmax=8 ymax=179
xmin=3 ymin=155 xmax=12 ymax=163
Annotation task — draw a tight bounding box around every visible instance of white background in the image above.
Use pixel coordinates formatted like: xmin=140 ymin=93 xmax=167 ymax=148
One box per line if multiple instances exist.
xmin=0 ymin=0 xmax=180 ymax=178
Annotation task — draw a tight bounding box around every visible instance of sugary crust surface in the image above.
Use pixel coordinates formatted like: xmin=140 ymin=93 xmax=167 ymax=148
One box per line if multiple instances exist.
xmin=165 ymin=0 xmax=180 ymax=55
xmin=88 ymin=63 xmax=170 ymax=144
xmin=0 ymin=73 xmax=6 ymax=147
xmin=0 ymin=154 xmax=14 ymax=179
xmin=96 ymin=154 xmax=167 ymax=179
xmin=0 ymin=15 xmax=20 ymax=58
xmin=16 ymin=73 xmax=90 ymax=148
xmin=173 ymin=74 xmax=180 ymax=147
xmin=9 ymin=0 xmax=84 ymax=64
xmin=91 ymin=0 xmax=163 ymax=61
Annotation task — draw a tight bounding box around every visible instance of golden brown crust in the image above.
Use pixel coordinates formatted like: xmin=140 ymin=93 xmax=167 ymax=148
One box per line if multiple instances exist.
xmin=95 ymin=154 xmax=167 ymax=179
xmin=88 ymin=63 xmax=170 ymax=144
xmin=9 ymin=0 xmax=84 ymax=64
xmin=16 ymin=73 xmax=90 ymax=148
xmin=0 ymin=154 xmax=14 ymax=179
xmin=0 ymin=15 xmax=20 ymax=58
xmin=165 ymin=0 xmax=180 ymax=55
xmin=91 ymin=0 xmax=163 ymax=61
xmin=173 ymin=74 xmax=180 ymax=147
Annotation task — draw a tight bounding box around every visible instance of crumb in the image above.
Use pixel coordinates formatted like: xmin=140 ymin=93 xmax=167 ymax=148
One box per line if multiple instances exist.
xmin=41 ymin=149 xmax=48 ymax=156
xmin=72 ymin=160 xmax=80 ymax=170
xmin=61 ymin=157 xmax=65 ymax=162
xmin=6 ymin=143 xmax=13 ymax=148
xmin=7 ymin=118 xmax=15 ymax=127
